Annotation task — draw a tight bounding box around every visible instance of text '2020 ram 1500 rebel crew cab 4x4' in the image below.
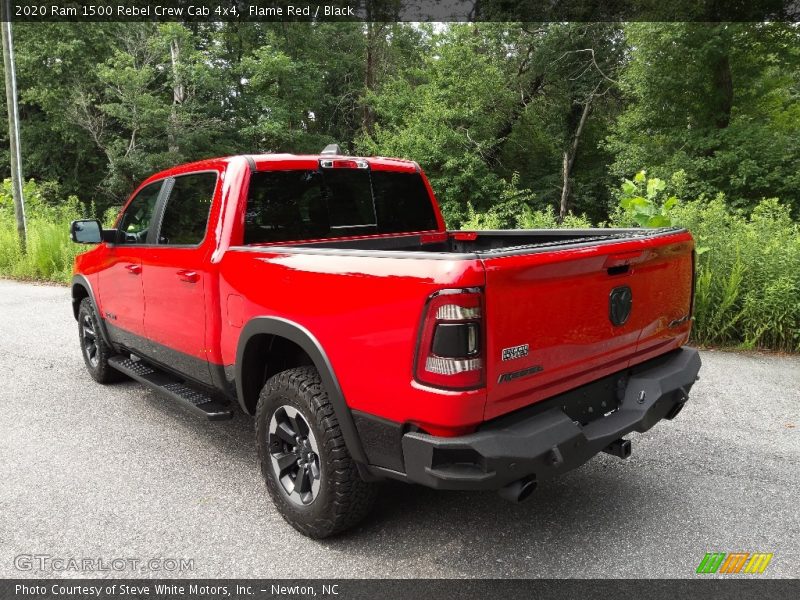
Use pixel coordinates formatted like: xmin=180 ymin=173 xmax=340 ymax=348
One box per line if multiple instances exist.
xmin=70 ymin=147 xmax=701 ymax=538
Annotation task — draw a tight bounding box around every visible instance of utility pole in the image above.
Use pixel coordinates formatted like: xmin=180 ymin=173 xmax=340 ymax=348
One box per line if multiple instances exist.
xmin=1 ymin=0 xmax=27 ymax=253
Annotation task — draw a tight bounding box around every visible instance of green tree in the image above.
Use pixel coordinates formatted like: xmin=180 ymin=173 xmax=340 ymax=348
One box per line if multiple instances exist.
xmin=496 ymin=23 xmax=624 ymax=223
xmin=6 ymin=23 xmax=121 ymax=204
xmin=358 ymin=23 xmax=625 ymax=225
xmin=606 ymin=22 xmax=800 ymax=214
xmin=357 ymin=24 xmax=520 ymax=225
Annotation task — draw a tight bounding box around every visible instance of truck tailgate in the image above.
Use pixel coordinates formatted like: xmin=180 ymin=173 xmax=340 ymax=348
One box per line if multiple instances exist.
xmin=481 ymin=230 xmax=694 ymax=420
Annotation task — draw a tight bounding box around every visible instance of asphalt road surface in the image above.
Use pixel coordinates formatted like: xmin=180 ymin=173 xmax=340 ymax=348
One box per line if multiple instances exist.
xmin=1 ymin=278 xmax=798 ymax=579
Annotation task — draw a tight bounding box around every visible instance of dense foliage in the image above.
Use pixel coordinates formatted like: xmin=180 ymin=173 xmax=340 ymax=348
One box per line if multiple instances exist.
xmin=614 ymin=173 xmax=800 ymax=352
xmin=606 ymin=23 xmax=800 ymax=212
xmin=673 ymin=197 xmax=800 ymax=352
xmin=0 ymin=179 xmax=84 ymax=282
xmin=460 ymin=171 xmax=800 ymax=353
xmin=1 ymin=22 xmax=798 ymax=350
xmin=2 ymin=22 xmax=798 ymax=221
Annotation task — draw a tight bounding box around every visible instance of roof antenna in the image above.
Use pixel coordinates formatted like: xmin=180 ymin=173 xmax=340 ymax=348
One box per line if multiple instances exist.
xmin=321 ymin=143 xmax=341 ymax=155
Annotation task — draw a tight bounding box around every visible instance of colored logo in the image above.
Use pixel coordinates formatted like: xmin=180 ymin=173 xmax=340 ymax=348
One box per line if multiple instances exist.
xmin=696 ymin=552 xmax=773 ymax=574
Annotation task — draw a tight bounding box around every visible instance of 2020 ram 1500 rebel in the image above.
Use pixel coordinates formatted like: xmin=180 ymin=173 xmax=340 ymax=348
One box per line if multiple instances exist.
xmin=70 ymin=148 xmax=701 ymax=538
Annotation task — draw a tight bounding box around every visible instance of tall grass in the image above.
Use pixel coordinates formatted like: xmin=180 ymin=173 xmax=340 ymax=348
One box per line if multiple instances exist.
xmin=0 ymin=179 xmax=88 ymax=284
xmin=671 ymin=197 xmax=800 ymax=352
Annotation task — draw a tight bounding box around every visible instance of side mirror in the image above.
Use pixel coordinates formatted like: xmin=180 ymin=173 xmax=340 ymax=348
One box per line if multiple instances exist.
xmin=70 ymin=220 xmax=116 ymax=244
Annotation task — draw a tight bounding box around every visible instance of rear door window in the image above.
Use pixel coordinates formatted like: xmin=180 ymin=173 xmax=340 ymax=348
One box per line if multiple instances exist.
xmin=157 ymin=172 xmax=217 ymax=245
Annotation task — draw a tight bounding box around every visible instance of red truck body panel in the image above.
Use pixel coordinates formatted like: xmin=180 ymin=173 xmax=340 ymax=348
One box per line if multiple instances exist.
xmin=73 ymin=153 xmax=695 ymax=441
xmin=216 ymin=249 xmax=487 ymax=432
xmin=480 ymin=231 xmax=693 ymax=420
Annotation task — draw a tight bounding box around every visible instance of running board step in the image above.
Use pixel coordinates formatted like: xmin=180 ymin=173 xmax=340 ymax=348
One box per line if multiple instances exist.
xmin=108 ymin=356 xmax=233 ymax=421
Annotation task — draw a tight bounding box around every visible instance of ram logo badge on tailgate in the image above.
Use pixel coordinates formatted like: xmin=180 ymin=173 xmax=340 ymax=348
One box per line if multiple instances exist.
xmin=501 ymin=344 xmax=529 ymax=361
xmin=609 ymin=285 xmax=633 ymax=326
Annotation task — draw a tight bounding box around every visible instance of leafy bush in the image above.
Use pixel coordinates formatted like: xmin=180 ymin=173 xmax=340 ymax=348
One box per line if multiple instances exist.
xmin=0 ymin=179 xmax=89 ymax=283
xmin=671 ymin=196 xmax=800 ymax=352
xmin=617 ymin=170 xmax=678 ymax=227
xmin=612 ymin=170 xmax=799 ymax=351
xmin=461 ymin=173 xmax=593 ymax=230
xmin=465 ymin=170 xmax=800 ymax=352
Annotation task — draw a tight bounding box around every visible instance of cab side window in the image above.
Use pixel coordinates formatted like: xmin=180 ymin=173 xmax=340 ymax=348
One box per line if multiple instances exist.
xmin=157 ymin=172 xmax=217 ymax=245
xmin=117 ymin=181 xmax=163 ymax=245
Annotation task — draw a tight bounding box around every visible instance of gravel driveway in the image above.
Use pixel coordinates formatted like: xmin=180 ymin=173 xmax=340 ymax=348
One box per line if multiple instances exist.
xmin=0 ymin=278 xmax=797 ymax=578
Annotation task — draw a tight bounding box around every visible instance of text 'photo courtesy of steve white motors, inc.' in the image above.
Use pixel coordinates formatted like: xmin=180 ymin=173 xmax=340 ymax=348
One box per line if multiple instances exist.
xmin=13 ymin=583 xmax=344 ymax=598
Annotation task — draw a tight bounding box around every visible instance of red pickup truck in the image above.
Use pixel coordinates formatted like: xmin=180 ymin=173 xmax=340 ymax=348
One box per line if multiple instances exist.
xmin=70 ymin=148 xmax=701 ymax=538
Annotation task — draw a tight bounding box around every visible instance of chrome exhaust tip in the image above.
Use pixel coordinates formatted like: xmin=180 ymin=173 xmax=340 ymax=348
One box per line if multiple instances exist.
xmin=498 ymin=476 xmax=537 ymax=503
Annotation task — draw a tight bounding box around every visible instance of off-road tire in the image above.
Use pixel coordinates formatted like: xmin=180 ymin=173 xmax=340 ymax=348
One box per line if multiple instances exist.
xmin=255 ymin=366 xmax=378 ymax=538
xmin=77 ymin=298 xmax=125 ymax=383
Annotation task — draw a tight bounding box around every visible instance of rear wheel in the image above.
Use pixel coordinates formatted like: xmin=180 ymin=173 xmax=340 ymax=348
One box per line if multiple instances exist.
xmin=267 ymin=404 xmax=323 ymax=506
xmin=255 ymin=366 xmax=378 ymax=538
xmin=77 ymin=298 xmax=125 ymax=383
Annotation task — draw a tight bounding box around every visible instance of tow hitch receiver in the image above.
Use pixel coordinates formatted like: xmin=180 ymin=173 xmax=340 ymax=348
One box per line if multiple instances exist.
xmin=604 ymin=438 xmax=632 ymax=460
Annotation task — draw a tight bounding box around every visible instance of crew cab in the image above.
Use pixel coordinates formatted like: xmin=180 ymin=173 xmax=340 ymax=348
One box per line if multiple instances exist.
xmin=70 ymin=147 xmax=701 ymax=538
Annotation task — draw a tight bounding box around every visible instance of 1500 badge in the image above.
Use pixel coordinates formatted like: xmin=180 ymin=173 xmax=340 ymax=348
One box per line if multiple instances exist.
xmin=501 ymin=344 xmax=529 ymax=361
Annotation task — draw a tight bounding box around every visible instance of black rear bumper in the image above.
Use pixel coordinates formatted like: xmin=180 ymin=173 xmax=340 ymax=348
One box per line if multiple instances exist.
xmin=401 ymin=347 xmax=701 ymax=490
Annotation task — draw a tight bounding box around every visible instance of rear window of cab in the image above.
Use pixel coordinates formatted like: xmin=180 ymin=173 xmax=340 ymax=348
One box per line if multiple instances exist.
xmin=243 ymin=168 xmax=438 ymax=244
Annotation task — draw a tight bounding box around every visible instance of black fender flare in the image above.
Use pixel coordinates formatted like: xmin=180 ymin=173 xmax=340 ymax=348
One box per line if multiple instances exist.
xmin=235 ymin=316 xmax=367 ymax=464
xmin=71 ymin=274 xmax=113 ymax=346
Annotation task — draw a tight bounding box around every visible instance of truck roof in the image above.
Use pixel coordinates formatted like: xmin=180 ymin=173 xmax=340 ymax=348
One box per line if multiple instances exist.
xmin=249 ymin=154 xmax=419 ymax=173
xmin=143 ymin=153 xmax=419 ymax=184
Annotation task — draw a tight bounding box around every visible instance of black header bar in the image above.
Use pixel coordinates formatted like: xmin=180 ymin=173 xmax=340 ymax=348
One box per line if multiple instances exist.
xmin=1 ymin=579 xmax=799 ymax=600
xmin=5 ymin=0 xmax=800 ymax=22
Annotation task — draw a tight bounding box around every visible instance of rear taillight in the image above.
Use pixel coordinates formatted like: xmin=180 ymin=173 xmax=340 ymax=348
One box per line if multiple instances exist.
xmin=414 ymin=289 xmax=485 ymax=390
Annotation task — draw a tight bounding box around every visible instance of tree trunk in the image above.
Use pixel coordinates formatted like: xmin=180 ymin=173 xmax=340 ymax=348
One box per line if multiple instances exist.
xmin=362 ymin=22 xmax=377 ymax=134
xmin=168 ymin=37 xmax=185 ymax=155
xmin=483 ymin=74 xmax=544 ymax=166
xmin=713 ymin=53 xmax=733 ymax=129
xmin=559 ymin=151 xmax=571 ymax=220
xmin=559 ymin=95 xmax=593 ymax=221
xmin=1 ymin=13 xmax=26 ymax=253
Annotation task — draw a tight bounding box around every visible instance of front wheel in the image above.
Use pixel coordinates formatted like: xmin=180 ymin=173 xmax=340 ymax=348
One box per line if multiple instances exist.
xmin=255 ymin=366 xmax=378 ymax=538
xmin=77 ymin=298 xmax=125 ymax=383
